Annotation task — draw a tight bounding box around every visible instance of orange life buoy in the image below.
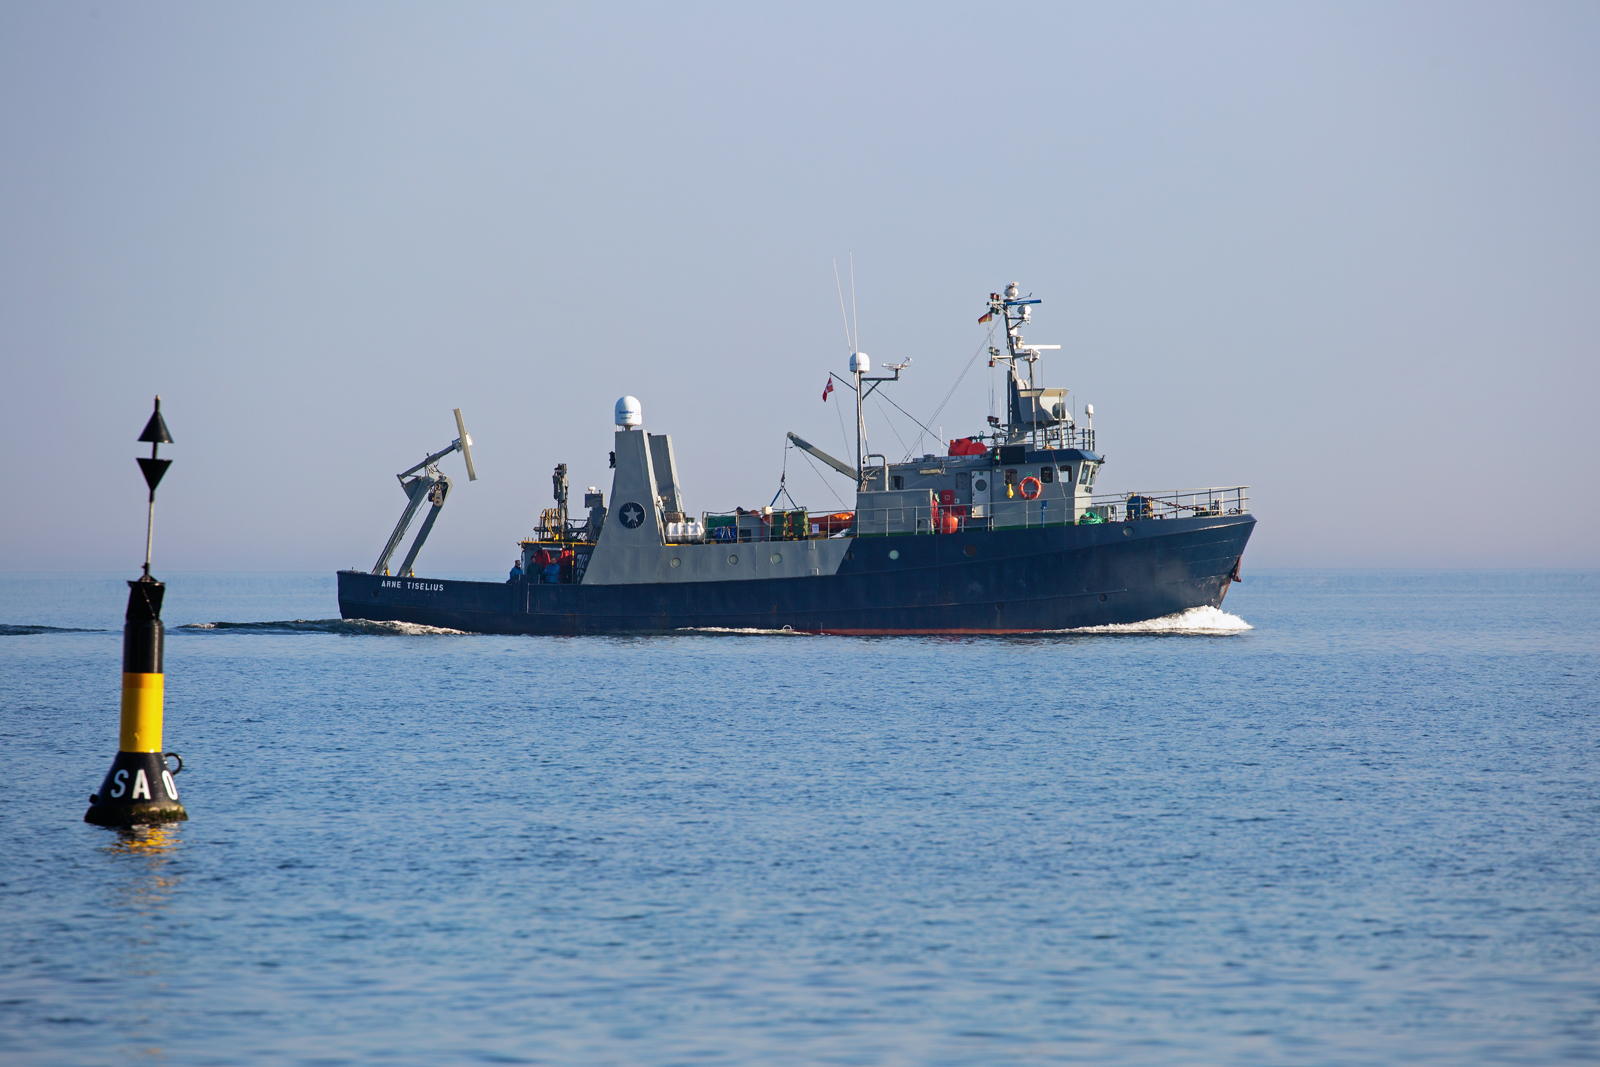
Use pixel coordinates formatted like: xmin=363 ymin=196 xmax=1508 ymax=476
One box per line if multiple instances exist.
xmin=1019 ymin=476 xmax=1042 ymax=500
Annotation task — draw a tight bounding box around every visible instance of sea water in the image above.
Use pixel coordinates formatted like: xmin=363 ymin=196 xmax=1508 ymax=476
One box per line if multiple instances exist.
xmin=0 ymin=570 xmax=1595 ymax=1065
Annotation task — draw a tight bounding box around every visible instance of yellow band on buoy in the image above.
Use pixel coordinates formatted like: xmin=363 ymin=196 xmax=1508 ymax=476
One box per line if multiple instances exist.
xmin=119 ymin=672 xmax=164 ymax=752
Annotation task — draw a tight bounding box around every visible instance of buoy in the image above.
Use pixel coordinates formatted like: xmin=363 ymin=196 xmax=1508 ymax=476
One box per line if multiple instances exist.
xmin=86 ymin=397 xmax=188 ymax=827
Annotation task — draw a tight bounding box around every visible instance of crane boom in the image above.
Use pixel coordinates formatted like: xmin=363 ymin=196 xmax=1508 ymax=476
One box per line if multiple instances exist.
xmin=786 ymin=432 xmax=858 ymax=481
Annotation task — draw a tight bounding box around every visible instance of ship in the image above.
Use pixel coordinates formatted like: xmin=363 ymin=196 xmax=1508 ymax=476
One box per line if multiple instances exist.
xmin=337 ymin=283 xmax=1254 ymax=634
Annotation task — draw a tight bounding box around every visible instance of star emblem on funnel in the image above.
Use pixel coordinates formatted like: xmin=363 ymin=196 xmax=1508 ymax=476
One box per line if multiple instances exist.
xmin=619 ymin=502 xmax=645 ymax=528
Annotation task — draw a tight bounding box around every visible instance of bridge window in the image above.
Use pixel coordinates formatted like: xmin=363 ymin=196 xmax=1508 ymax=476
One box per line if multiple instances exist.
xmin=1041 ymin=466 xmax=1054 ymax=484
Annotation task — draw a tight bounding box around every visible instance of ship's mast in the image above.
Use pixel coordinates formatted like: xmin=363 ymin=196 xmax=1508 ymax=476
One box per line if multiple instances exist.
xmin=851 ymin=351 xmax=869 ymax=480
xmin=847 ymin=350 xmax=910 ymax=490
xmin=984 ymin=282 xmax=1059 ymax=442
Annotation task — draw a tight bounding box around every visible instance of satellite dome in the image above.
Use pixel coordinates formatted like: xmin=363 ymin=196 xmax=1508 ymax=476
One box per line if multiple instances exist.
xmin=614 ymin=396 xmax=642 ymax=428
xmin=849 ymin=352 xmax=870 ymax=375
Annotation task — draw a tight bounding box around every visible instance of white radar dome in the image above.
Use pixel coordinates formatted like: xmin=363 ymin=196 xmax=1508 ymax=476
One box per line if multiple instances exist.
xmin=849 ymin=352 xmax=870 ymax=375
xmin=614 ymin=395 xmax=642 ymax=428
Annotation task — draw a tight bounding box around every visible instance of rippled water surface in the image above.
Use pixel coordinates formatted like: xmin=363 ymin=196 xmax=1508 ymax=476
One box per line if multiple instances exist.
xmin=2 ymin=570 xmax=1596 ymax=1065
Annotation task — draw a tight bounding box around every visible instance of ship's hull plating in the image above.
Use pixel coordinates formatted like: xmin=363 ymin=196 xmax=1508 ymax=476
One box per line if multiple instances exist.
xmin=337 ymin=515 xmax=1254 ymax=635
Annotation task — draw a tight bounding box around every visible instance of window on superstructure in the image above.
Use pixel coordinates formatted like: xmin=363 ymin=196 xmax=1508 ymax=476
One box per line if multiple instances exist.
xmin=1041 ymin=467 xmax=1054 ymax=484
xmin=892 ymin=475 xmax=903 ymax=491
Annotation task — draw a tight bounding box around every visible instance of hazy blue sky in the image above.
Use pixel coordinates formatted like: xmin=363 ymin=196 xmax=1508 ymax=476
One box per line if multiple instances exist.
xmin=3 ymin=2 xmax=1596 ymax=573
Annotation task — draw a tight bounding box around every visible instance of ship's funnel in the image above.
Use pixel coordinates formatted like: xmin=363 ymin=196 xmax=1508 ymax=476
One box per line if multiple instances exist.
xmin=615 ymin=396 xmax=642 ymax=428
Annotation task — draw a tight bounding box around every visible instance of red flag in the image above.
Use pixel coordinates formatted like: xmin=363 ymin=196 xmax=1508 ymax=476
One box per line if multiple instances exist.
xmin=822 ymin=378 xmax=834 ymax=402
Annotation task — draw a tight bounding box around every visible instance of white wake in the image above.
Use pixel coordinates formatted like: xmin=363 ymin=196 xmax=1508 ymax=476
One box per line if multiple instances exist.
xmin=1061 ymin=605 xmax=1253 ymax=635
xmin=378 ymin=621 xmax=471 ymax=636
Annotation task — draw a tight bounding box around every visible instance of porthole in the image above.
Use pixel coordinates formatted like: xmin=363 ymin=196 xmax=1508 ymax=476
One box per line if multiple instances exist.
xmin=728 ymin=554 xmax=739 ymax=565
xmin=1123 ymin=527 xmax=1134 ymax=537
xmin=995 ymin=602 xmax=1005 ymax=612
xmin=1098 ymin=593 xmax=1107 ymax=603
xmin=770 ymin=553 xmax=782 ymax=564
xmin=974 ymin=478 xmax=988 ymax=492
xmin=670 ymin=557 xmax=681 ymax=568
xmin=888 ymin=549 xmax=899 ymax=560
xmin=963 ymin=544 xmax=977 ymax=557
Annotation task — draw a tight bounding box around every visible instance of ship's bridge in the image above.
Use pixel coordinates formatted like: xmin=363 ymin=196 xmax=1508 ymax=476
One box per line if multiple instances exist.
xmin=851 ymin=442 xmax=1104 ymax=537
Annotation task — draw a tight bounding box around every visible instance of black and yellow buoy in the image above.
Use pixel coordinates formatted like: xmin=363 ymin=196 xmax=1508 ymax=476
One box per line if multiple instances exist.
xmin=86 ymin=397 xmax=187 ymax=827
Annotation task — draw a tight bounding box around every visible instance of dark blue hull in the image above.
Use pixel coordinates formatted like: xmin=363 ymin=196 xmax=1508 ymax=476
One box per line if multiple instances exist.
xmin=337 ymin=515 xmax=1254 ymax=635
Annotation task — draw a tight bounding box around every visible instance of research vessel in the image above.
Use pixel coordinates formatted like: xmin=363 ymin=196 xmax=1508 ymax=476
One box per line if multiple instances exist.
xmin=337 ymin=283 xmax=1253 ymax=634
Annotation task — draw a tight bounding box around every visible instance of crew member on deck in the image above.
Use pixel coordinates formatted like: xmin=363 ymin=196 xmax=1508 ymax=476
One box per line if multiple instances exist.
xmin=509 ymin=559 xmax=523 ymax=582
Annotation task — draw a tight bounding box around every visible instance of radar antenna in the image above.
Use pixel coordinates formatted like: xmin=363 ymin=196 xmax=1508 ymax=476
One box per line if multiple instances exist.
xmin=372 ymin=409 xmax=478 ymax=577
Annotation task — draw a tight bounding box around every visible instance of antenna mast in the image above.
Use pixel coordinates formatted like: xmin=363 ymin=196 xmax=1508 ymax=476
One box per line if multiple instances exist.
xmin=833 ymin=257 xmax=909 ymax=489
xmin=983 ymin=283 xmax=1060 ymax=442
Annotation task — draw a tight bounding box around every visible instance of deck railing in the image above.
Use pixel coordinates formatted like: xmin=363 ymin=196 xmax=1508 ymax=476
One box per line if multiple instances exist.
xmin=688 ymin=487 xmax=1250 ymax=542
xmin=1090 ymin=486 xmax=1251 ymax=523
xmin=1017 ymin=426 xmax=1096 ymax=452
